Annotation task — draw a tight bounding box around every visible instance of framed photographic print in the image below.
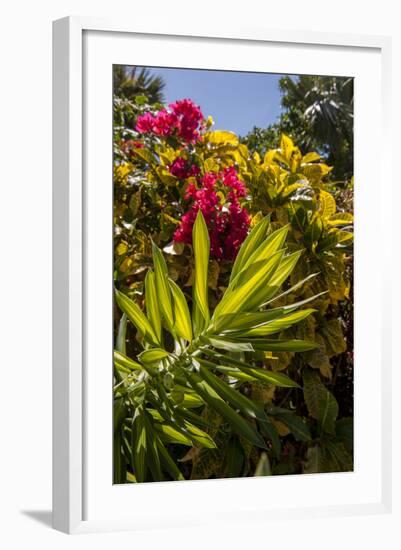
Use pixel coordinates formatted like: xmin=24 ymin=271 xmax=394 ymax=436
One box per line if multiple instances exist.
xmin=52 ymin=17 xmax=392 ymax=534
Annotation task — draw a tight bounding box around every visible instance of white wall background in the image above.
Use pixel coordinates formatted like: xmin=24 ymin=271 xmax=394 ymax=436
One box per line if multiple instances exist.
xmin=0 ymin=1 xmax=399 ymax=548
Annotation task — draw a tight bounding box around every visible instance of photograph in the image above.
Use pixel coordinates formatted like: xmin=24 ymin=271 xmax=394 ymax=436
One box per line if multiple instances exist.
xmin=112 ymin=64 xmax=354 ymax=484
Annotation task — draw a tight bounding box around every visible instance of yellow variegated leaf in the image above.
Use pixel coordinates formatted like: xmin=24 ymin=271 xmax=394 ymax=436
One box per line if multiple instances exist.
xmin=134 ymin=148 xmax=157 ymax=166
xmin=152 ymin=242 xmax=175 ymax=330
xmin=192 ymin=210 xmax=210 ymax=333
xmin=116 ymin=241 xmax=128 ymax=256
xmin=263 ymin=149 xmax=277 ymax=167
xmin=114 ymin=350 xmax=143 ymax=372
xmin=139 ymin=348 xmax=170 ymax=365
xmin=115 ymin=290 xmax=159 ymax=346
xmin=319 ymin=190 xmax=336 ymax=219
xmin=206 ymin=130 xmax=239 ymax=146
xmin=215 ymin=250 xmax=284 ymax=319
xmin=302 ymin=152 xmax=321 ymax=163
xmin=280 ymin=133 xmax=296 ymax=163
xmin=169 ymin=278 xmax=192 ymax=341
xmin=327 ymin=212 xmax=354 ymax=226
xmin=240 ymin=224 xmax=289 ymax=275
xmin=229 ymin=214 xmax=270 ymax=283
xmin=145 ymin=270 xmax=162 ymax=344
xmin=301 ymin=163 xmax=332 ymax=182
xmin=240 ymin=308 xmax=316 ymax=337
xmin=203 ymin=157 xmax=220 ymax=172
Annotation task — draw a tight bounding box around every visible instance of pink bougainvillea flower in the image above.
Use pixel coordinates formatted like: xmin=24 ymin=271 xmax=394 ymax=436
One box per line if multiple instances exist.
xmin=135 ymin=99 xmax=204 ymax=143
xmin=169 ymin=157 xmax=201 ymax=180
xmin=152 ymin=109 xmax=179 ymax=136
xmin=174 ymin=167 xmax=250 ymax=260
xmin=135 ymin=112 xmax=156 ymax=133
xmin=169 ymin=99 xmax=204 ymax=143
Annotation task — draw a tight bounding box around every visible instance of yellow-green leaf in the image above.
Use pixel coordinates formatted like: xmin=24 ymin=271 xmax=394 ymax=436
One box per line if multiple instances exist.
xmin=169 ymin=278 xmax=192 ymax=341
xmin=236 ymin=338 xmax=318 ymax=352
xmin=202 ymin=351 xmax=300 ymax=388
xmin=319 ymin=190 xmax=336 ymax=219
xmin=214 ymin=250 xmax=284 ymax=319
xmin=114 ymin=350 xmax=143 ymax=372
xmin=280 ymin=133 xmax=296 ymax=163
xmin=116 ymin=313 xmax=127 ymax=354
xmin=192 ymin=210 xmax=210 ymax=333
xmin=240 ymin=224 xmax=289 ymax=274
xmin=154 ymin=424 xmax=193 ymax=446
xmin=155 ymin=436 xmax=185 ymax=480
xmin=229 ymin=214 xmax=271 ymax=283
xmin=186 ymin=372 xmax=267 ymax=449
xmin=327 ymin=212 xmax=354 ymax=226
xmin=259 ymin=250 xmax=303 ymax=305
xmin=240 ymin=308 xmax=316 ymax=337
xmin=302 ymin=152 xmax=321 ymax=163
xmin=145 ymin=270 xmax=162 ymax=344
xmin=198 ymin=362 xmax=267 ymax=422
xmin=134 ymin=148 xmax=157 ymax=166
xmin=115 ymin=290 xmax=158 ymax=346
xmin=206 ymin=130 xmax=239 ymax=146
xmin=139 ymin=348 xmax=170 ymax=365
xmin=152 ymin=242 xmax=175 ymax=330
xmin=254 ymin=452 xmax=272 ymax=476
xmin=132 ymin=408 xmax=147 ymax=482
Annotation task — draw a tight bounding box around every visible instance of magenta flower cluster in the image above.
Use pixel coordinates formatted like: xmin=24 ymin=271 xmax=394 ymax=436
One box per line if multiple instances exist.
xmin=136 ymin=99 xmax=204 ymax=143
xmin=168 ymin=157 xmax=200 ymax=180
xmin=174 ymin=167 xmax=250 ymax=260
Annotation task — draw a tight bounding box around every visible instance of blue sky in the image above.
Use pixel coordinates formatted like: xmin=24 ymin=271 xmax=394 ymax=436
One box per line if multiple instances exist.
xmin=146 ymin=67 xmax=289 ymax=137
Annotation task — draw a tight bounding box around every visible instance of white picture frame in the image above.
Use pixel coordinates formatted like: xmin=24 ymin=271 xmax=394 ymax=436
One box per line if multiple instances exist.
xmin=52 ymin=16 xmax=392 ymax=534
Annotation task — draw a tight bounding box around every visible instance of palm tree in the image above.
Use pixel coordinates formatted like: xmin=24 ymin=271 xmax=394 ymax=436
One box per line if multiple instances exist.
xmin=279 ymin=76 xmax=354 ymax=180
xmin=113 ymin=65 xmax=165 ymax=104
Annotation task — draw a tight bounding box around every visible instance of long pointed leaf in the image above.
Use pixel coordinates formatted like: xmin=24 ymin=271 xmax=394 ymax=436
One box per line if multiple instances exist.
xmin=169 ymin=278 xmax=193 ymax=341
xmin=246 ymin=250 xmax=304 ymax=309
xmin=144 ymin=412 xmax=163 ymax=480
xmin=139 ymin=348 xmax=170 ymax=365
xmin=154 ymin=423 xmax=194 ymax=446
xmin=201 ymin=349 xmax=300 ymax=388
xmin=262 ymin=272 xmax=320 ymax=306
xmin=186 ymin=371 xmax=267 ymax=449
xmin=116 ymin=313 xmax=127 ymax=354
xmin=192 ymin=210 xmax=210 ymax=334
xmin=198 ymin=361 xmax=268 ymax=422
xmin=200 ymin=335 xmax=255 ymax=352
xmin=132 ymin=408 xmax=147 ymax=483
xmin=152 ymin=242 xmax=175 ymax=330
xmin=229 ymin=214 xmax=270 ymax=283
xmin=214 ymin=250 xmax=284 ymax=320
xmin=238 ymin=309 xmax=316 ymax=337
xmin=114 ymin=350 xmax=143 ymax=372
xmin=183 ymin=420 xmax=217 ymax=449
xmin=115 ymin=289 xmax=158 ymax=346
xmin=155 ymin=436 xmax=185 ymax=481
xmin=145 ymin=270 xmax=162 ymax=344
xmin=235 ymin=338 xmax=318 ymax=352
xmin=241 ymin=224 xmax=290 ymax=274
xmin=263 ymin=250 xmax=303 ymax=300
xmin=216 ymin=309 xmax=287 ymax=333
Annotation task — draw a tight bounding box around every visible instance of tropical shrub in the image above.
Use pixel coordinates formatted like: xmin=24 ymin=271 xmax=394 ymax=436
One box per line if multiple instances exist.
xmin=114 ymin=211 xmax=322 ymax=482
xmin=113 ymin=77 xmax=353 ymax=481
xmin=242 ymin=75 xmax=354 ymax=181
